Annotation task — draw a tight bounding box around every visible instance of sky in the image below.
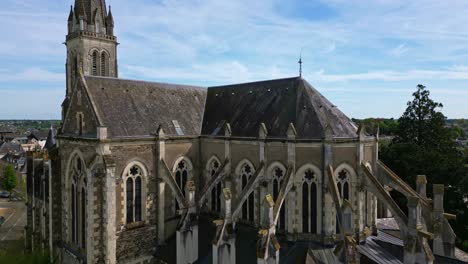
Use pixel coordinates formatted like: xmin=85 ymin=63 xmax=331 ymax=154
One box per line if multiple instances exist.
xmin=1 ymin=0 xmax=468 ymax=119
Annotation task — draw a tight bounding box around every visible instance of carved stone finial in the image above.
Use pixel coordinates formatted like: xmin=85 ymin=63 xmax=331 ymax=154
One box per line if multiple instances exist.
xmin=224 ymin=123 xmax=232 ymax=137
xmin=286 ymin=123 xmax=297 ymax=140
xmin=433 ymin=184 xmax=445 ymax=194
xmin=259 ymin=122 xmax=268 ymax=140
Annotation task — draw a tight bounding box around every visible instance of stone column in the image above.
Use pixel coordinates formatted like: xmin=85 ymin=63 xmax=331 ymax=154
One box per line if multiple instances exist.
xmin=103 ymin=163 xmax=117 ymax=264
xmin=287 ymin=188 xmax=296 ymax=234
xmin=322 ymin=140 xmax=334 ymax=244
xmin=286 ymin=124 xmax=296 ymax=236
xmin=416 ymin=175 xmax=427 ymax=198
xmin=356 ymin=129 xmax=365 ymax=238
xmin=259 ymin=123 xmax=267 ymax=225
xmin=157 ymin=179 xmax=166 ymax=244
xmin=157 ymin=127 xmax=166 ymax=245
xmin=432 ymin=184 xmax=455 ymax=258
xmin=177 ymin=181 xmax=198 ymax=264
xmin=404 ymin=196 xmax=433 ymax=264
xmin=213 ymin=189 xmax=235 ymax=264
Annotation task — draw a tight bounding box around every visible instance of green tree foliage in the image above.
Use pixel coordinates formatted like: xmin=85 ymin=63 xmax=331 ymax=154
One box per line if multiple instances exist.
xmin=2 ymin=164 xmax=17 ymax=194
xmin=352 ymin=118 xmax=399 ymax=136
xmin=380 ymin=84 xmax=468 ymax=251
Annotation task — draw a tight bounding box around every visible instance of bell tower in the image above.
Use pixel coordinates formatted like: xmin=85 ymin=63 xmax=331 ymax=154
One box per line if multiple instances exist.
xmin=65 ymin=0 xmax=118 ymax=97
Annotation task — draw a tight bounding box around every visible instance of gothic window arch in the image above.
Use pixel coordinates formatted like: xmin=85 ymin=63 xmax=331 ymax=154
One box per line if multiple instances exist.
xmin=268 ymin=162 xmax=286 ymax=230
xmin=100 ymin=51 xmax=108 ymax=76
xmin=236 ymin=160 xmax=255 ymax=223
xmin=334 ymin=163 xmax=356 ymax=234
xmin=206 ymin=156 xmax=222 ymax=214
xmin=68 ymin=153 xmax=87 ymax=249
xmin=336 ymin=169 xmax=350 ymax=201
xmin=295 ymin=164 xmax=322 ymax=234
xmin=123 ymin=163 xmax=146 ymax=224
xmin=173 ymin=157 xmax=193 ymax=214
xmin=91 ymin=50 xmax=99 ymax=76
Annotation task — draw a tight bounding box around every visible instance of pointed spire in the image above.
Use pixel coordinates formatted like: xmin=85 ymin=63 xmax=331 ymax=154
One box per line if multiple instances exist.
xmin=68 ymin=6 xmax=74 ymax=22
xmin=75 ymin=0 xmax=87 ymax=20
xmin=106 ymin=5 xmax=114 ymax=24
xmin=44 ymin=126 xmax=56 ymax=150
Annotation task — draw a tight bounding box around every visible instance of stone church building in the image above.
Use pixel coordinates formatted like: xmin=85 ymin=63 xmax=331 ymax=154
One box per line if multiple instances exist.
xmin=26 ymin=0 xmax=463 ymax=263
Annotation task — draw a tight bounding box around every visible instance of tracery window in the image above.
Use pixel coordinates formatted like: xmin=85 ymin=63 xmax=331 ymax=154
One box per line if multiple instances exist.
xmin=240 ymin=163 xmax=255 ymax=222
xmin=337 ymin=169 xmax=350 ymax=201
xmin=272 ymin=166 xmax=286 ymax=230
xmin=125 ymin=165 xmax=143 ymax=224
xmin=175 ymin=160 xmax=189 ymax=212
xmin=335 ymin=168 xmax=351 ymax=234
xmin=209 ymin=159 xmax=222 ymax=213
xmin=69 ymin=156 xmax=86 ymax=248
xmin=302 ymin=169 xmax=318 ymax=233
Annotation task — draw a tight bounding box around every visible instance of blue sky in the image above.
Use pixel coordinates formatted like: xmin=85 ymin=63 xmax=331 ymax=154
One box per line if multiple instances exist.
xmin=1 ymin=0 xmax=468 ymax=119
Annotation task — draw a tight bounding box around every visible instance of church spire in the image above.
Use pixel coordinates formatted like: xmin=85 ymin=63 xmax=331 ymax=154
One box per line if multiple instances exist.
xmin=65 ymin=0 xmax=118 ymax=99
xmin=106 ymin=5 xmax=114 ymax=36
xmin=67 ymin=6 xmax=74 ymax=22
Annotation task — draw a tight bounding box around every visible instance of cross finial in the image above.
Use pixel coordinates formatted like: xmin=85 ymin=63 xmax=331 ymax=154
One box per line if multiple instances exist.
xmin=298 ymin=49 xmax=303 ymax=78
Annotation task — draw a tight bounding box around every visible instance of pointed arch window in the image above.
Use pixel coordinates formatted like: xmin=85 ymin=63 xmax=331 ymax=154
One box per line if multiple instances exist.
xmin=209 ymin=159 xmax=221 ymax=213
xmin=302 ymin=169 xmax=318 ymax=233
xmin=92 ymin=51 xmax=98 ymax=76
xmin=240 ymin=163 xmax=255 ymax=222
xmin=336 ymin=169 xmax=351 ymax=233
xmin=337 ymin=170 xmax=350 ymax=201
xmin=272 ymin=166 xmax=286 ymax=230
xmin=175 ymin=161 xmax=189 ymax=212
xmin=125 ymin=165 xmax=143 ymax=224
xmin=100 ymin=52 xmax=108 ymax=76
xmin=69 ymin=156 xmax=86 ymax=248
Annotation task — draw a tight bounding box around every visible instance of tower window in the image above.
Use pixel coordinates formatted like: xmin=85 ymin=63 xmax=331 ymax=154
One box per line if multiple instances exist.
xmin=100 ymin=52 xmax=107 ymax=76
xmin=92 ymin=51 xmax=98 ymax=76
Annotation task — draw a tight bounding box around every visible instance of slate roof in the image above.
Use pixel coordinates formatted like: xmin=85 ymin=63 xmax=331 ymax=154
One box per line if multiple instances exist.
xmin=0 ymin=142 xmax=23 ymax=155
xmin=84 ymin=76 xmax=207 ymax=138
xmin=44 ymin=127 xmax=56 ymax=150
xmin=202 ymin=77 xmax=357 ymax=139
xmin=80 ymin=76 xmax=357 ymax=139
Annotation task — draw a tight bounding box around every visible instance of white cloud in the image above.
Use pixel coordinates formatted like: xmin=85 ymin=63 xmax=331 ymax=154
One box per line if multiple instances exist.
xmin=389 ymin=44 xmax=409 ymax=57
xmin=307 ymin=67 xmax=468 ymax=82
xmin=0 ymin=68 xmax=64 ymax=82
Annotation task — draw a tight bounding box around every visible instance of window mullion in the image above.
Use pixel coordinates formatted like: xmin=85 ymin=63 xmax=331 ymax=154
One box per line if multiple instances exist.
xmin=133 ymin=176 xmax=136 ymax=222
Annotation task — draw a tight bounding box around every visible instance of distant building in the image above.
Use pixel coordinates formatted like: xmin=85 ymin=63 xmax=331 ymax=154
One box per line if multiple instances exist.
xmin=26 ymin=1 xmax=464 ymax=264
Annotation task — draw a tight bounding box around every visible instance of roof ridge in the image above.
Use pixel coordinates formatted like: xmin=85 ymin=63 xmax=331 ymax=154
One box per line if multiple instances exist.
xmin=84 ymin=75 xmax=206 ymax=90
xmin=208 ymin=76 xmax=300 ymax=89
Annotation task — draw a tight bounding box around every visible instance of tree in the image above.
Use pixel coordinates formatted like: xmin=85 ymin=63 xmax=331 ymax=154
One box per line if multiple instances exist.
xmin=3 ymin=165 xmax=17 ymax=196
xmin=380 ymin=84 xmax=468 ymax=251
xmin=395 ymin=84 xmax=454 ymax=150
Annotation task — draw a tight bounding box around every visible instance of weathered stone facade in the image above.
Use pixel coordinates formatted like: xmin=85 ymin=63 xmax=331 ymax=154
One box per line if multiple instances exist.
xmin=25 ymin=1 xmax=460 ymax=264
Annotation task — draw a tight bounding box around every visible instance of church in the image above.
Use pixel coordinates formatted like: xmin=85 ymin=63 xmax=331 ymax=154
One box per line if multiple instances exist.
xmin=25 ymin=0 xmax=462 ymax=263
